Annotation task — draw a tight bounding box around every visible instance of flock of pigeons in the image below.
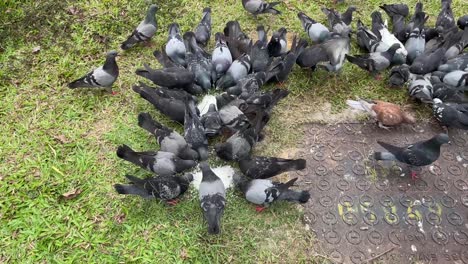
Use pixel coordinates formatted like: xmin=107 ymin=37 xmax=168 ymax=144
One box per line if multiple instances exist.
xmin=66 ymin=1 xmax=468 ymax=234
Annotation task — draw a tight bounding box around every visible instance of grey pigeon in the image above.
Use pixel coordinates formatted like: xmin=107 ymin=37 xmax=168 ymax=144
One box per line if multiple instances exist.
xmin=267 ymin=27 xmax=287 ymax=57
xmin=219 ymin=104 xmax=250 ymax=132
xmin=410 ymin=48 xmax=447 ymax=75
xmin=444 ymin=27 xmax=468 ymax=60
xmin=217 ymin=53 xmax=251 ymax=89
xmin=138 ymin=112 xmax=199 ymax=160
xmin=198 ymin=162 xmax=226 ymax=235
xmin=321 ymin=7 xmax=351 ymax=37
xmin=317 ymin=34 xmax=350 ymax=72
xmin=242 ymin=0 xmax=281 ymax=16
xmin=184 ymin=32 xmax=212 ymax=91
xmin=68 ymin=51 xmax=119 ymax=94
xmin=433 ymin=98 xmax=468 ymax=129
xmin=184 ymin=100 xmax=209 ymax=161
xmin=432 ymin=83 xmax=468 ymax=102
xmin=341 ymin=6 xmax=358 ymax=26
xmin=345 ymin=43 xmax=400 ymax=78
xmin=443 ymin=70 xmax=468 ymax=87
xmin=373 ymin=133 xmax=450 ymax=180
xmin=116 ymin=145 xmax=197 ymax=176
xmin=356 ymin=20 xmax=389 ymax=53
xmin=114 ymin=173 xmax=193 ymax=205
xmin=135 ymin=63 xmax=195 ymax=89
xmin=404 ymin=12 xmax=428 ymax=63
xmin=296 ymin=41 xmax=328 ymax=70
xmin=223 ymin=21 xmax=252 ymax=60
xmin=371 ymin=11 xmax=407 ymax=64
xmin=438 ymin=53 xmax=468 ymax=72
xmin=200 ymin=104 xmax=222 ymax=137
xmin=153 ymin=49 xmax=182 ymax=69
xmin=379 ymin=4 xmax=409 ymax=43
xmin=239 ymin=156 xmax=306 ymax=179
xmin=234 ymin=175 xmax=310 ymax=212
xmin=458 ymin=15 xmax=468 ymax=30
xmin=298 ymin=12 xmax=330 ymax=43
xmin=194 ymin=8 xmax=212 ymax=47
xmin=132 ymin=83 xmax=187 ymax=123
xmin=165 ymin=23 xmax=186 ymax=67
xmin=212 ymin=32 xmax=233 ymax=80
xmin=121 ymin=4 xmax=158 ymax=50
xmin=251 ymin=25 xmax=271 ymax=73
xmin=408 ymin=75 xmax=433 ymax=103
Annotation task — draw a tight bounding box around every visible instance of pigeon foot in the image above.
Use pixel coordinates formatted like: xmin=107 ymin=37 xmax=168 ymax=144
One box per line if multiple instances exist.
xmin=111 ymin=91 xmax=119 ymax=96
xmin=410 ymin=171 xmax=419 ymax=181
xmin=255 ymin=205 xmax=266 ymax=212
xmin=166 ymin=199 xmax=179 ymax=206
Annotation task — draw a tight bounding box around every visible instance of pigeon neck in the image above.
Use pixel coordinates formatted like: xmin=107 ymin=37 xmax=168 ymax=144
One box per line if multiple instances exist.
xmin=145 ymin=8 xmax=157 ymax=24
xmin=202 ymin=169 xmax=220 ymax=182
xmin=103 ymin=56 xmax=118 ymax=75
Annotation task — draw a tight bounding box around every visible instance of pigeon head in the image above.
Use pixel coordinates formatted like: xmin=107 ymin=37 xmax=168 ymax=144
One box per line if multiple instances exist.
xmin=297 ymin=12 xmax=313 ymax=28
xmin=215 ymin=143 xmax=234 ymax=161
xmin=214 ymin=32 xmax=226 ymax=45
xmin=278 ymin=27 xmax=287 ymax=36
xmin=203 ymin=201 xmax=223 ymax=234
xmin=148 ymin=4 xmax=158 ymax=13
xmin=347 ymin=6 xmax=357 ymax=12
xmin=168 ymin=23 xmax=180 ymax=36
xmin=203 ymin=7 xmax=211 ymax=13
xmin=434 ymin=133 xmax=450 ymax=145
xmin=106 ymin=50 xmax=119 ymax=58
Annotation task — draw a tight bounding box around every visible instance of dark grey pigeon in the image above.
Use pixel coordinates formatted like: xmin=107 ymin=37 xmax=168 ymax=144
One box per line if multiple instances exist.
xmin=408 ymin=75 xmax=433 ymax=103
xmin=136 ymin=82 xmax=197 ymax=102
xmin=341 ymin=6 xmax=358 ymax=26
xmin=68 ymin=51 xmax=119 ymax=94
xmin=198 ymin=162 xmax=226 ymax=235
xmin=138 ymin=112 xmax=199 ymax=160
xmin=216 ymin=92 xmax=238 ymax=109
xmin=223 ymin=21 xmax=252 ymax=60
xmin=165 ymin=23 xmax=186 ymax=67
xmin=114 ymin=173 xmax=193 ymax=205
xmin=116 ymin=145 xmax=197 ymax=176
xmin=379 ymin=4 xmax=409 ymax=43
xmin=458 ymin=15 xmax=468 ymax=30
xmin=435 ymin=0 xmax=456 ymax=32
xmin=410 ymin=47 xmax=447 ymax=75
xmin=217 ymin=53 xmax=251 ymax=89
xmin=239 ymin=156 xmax=306 ymax=179
xmin=135 ymin=63 xmax=195 ymax=89
xmin=121 ymin=4 xmax=158 ymax=50
xmin=184 ymin=100 xmax=209 ymax=161
xmin=443 ymin=70 xmax=468 ymax=87
xmin=200 ymin=104 xmax=222 ymax=137
xmin=194 ymin=8 xmax=212 ymax=47
xmin=356 ymin=20 xmax=389 ymax=53
xmin=432 ymin=99 xmax=468 ymax=130
xmin=251 ymin=25 xmax=270 ymax=73
xmin=184 ymin=32 xmax=212 ymax=91
xmin=212 ymin=32 xmax=233 ymax=80
xmin=297 ymin=12 xmax=330 ymax=43
xmin=373 ymin=133 xmax=450 ymax=180
xmin=444 ymin=27 xmax=468 ymax=60
xmin=270 ymin=36 xmax=304 ymax=83
xmin=132 ymin=83 xmax=187 ymax=123
xmin=432 ymin=83 xmax=468 ymax=102
xmin=296 ymin=41 xmax=328 ymax=70
xmin=321 ymin=7 xmax=351 ymax=37
xmin=345 ymin=43 xmax=400 ymax=78
xmin=153 ymin=49 xmax=183 ymax=69
xmin=438 ymin=53 xmax=468 ymax=72
xmin=389 ymin=64 xmax=414 ymax=87
xmin=267 ymin=27 xmax=287 ymax=57
xmin=215 ymin=111 xmax=266 ymax=161
xmin=242 ymin=0 xmax=281 ymax=16
xmin=234 ymin=175 xmax=310 ymax=212
xmin=218 ymin=104 xmax=250 ymax=132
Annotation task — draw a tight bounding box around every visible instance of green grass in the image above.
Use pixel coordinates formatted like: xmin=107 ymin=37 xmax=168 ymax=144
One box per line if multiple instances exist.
xmin=0 ymin=0 xmax=466 ymax=262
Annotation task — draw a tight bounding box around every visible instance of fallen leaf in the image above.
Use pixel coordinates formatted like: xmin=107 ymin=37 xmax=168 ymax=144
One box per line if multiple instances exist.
xmin=180 ymin=248 xmax=188 ymax=260
xmin=61 ymin=188 xmax=82 ymax=200
xmin=114 ymin=213 xmax=126 ymax=224
xmin=53 ymin=134 xmax=69 ymax=144
xmin=32 ymin=46 xmax=41 ymax=54
xmin=66 ymin=6 xmax=81 ymax=15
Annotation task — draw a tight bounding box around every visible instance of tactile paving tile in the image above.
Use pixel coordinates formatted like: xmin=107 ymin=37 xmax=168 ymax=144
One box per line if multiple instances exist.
xmin=296 ymin=123 xmax=468 ymax=264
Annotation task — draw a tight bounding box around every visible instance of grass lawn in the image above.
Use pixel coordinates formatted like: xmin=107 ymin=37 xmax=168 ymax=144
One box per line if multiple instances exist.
xmin=1 ymin=0 xmax=466 ymax=262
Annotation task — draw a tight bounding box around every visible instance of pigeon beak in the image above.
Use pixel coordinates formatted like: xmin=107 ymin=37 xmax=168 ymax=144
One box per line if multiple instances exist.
xmin=204 ymin=207 xmax=222 ymax=235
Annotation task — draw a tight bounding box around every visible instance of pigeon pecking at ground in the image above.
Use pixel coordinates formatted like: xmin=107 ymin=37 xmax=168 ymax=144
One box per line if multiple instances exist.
xmin=121 ymin=4 xmax=158 ymax=50
xmin=114 ymin=173 xmax=193 ymax=205
xmin=200 ymin=104 xmax=223 ymax=137
xmin=239 ymin=156 xmax=306 ymax=179
xmin=234 ymin=174 xmax=310 ymax=212
xmin=184 ymin=100 xmax=209 ymax=161
xmin=297 ymin=12 xmax=330 ymax=43
xmin=165 ymin=23 xmax=187 ymax=67
xmin=345 ymin=43 xmax=401 ymax=79
xmin=373 ymin=133 xmax=450 ymax=180
xmin=137 ymin=112 xmax=199 ymax=160
xmin=116 ymin=145 xmax=197 ymax=176
xmin=242 ymin=0 xmax=281 ymax=16
xmin=68 ymin=50 xmax=119 ymax=94
xmin=184 ymin=32 xmax=213 ymax=91
xmin=347 ymin=99 xmax=415 ymax=129
xmin=135 ymin=63 xmax=195 ymax=90
xmin=198 ymin=162 xmax=226 ymax=235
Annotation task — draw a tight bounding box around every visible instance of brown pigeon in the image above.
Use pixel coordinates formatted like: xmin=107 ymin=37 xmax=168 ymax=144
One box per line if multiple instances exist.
xmin=347 ymin=99 xmax=415 ymax=129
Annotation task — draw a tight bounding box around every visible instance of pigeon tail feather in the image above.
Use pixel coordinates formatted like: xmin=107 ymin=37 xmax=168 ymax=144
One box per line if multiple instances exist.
xmin=373 ymin=152 xmax=396 ymax=161
xmin=279 ymin=190 xmax=310 ymax=203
